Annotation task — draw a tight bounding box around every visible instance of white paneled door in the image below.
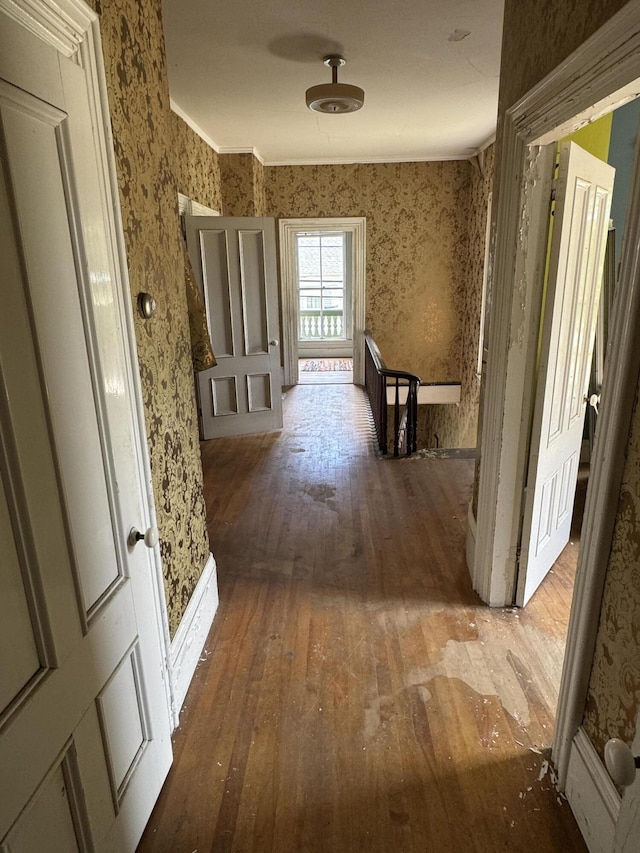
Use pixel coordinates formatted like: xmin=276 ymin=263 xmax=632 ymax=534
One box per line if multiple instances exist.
xmin=0 ymin=3 xmax=172 ymax=851
xmin=186 ymin=216 xmax=283 ymax=439
xmin=517 ymin=142 xmax=615 ymax=606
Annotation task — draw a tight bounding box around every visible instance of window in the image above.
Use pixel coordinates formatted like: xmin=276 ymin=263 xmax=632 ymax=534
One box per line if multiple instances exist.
xmin=296 ymin=232 xmax=347 ymax=341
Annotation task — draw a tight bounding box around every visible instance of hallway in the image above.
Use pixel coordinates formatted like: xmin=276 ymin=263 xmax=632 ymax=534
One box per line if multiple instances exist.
xmin=138 ymin=384 xmax=586 ymax=851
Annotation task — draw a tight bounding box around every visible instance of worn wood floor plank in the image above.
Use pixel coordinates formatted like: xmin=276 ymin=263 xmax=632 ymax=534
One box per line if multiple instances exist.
xmin=138 ymin=384 xmax=586 ymax=852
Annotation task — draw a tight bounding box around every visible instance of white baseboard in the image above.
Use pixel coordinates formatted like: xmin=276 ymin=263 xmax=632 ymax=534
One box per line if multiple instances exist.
xmin=466 ymin=501 xmax=476 ymax=582
xmin=565 ymin=727 xmax=620 ymax=853
xmin=169 ymin=553 xmax=219 ymax=726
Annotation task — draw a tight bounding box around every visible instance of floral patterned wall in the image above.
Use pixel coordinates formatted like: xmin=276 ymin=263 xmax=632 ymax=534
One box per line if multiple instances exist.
xmin=170 ymin=110 xmax=222 ymax=212
xmin=220 ymin=153 xmax=266 ymax=216
xmin=265 ymin=161 xmax=472 ymax=384
xmin=253 ymin=156 xmax=267 ymax=217
xmin=416 ymin=404 xmax=460 ymax=451
xmin=495 ymin=0 xmax=640 ymax=757
xmin=459 ymin=145 xmax=494 ymax=449
xmin=499 ymin=0 xmax=629 ymax=117
xmin=583 ymin=380 xmax=640 ymax=757
xmin=91 ymin=0 xmax=211 ymax=637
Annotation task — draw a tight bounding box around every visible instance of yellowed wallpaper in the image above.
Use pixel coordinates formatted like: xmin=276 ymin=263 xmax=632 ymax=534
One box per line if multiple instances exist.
xmin=220 ymin=153 xmax=266 ymax=216
xmin=171 ymin=110 xmax=222 ymax=212
xmin=459 ymin=145 xmax=494 ymax=448
xmin=495 ymin=0 xmax=640 ymax=757
xmin=94 ymin=0 xmax=211 ymax=637
xmin=253 ymin=156 xmax=267 ymax=217
xmin=499 ymin=0 xmax=628 ymax=113
xmin=416 ymin=404 xmax=460 ymax=450
xmin=266 ymin=161 xmax=472 ymax=383
xmin=583 ymin=380 xmax=640 ymax=757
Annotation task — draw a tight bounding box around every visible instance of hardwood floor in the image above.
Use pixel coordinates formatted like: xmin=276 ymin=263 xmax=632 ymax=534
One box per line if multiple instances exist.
xmin=138 ymin=384 xmax=587 ymax=852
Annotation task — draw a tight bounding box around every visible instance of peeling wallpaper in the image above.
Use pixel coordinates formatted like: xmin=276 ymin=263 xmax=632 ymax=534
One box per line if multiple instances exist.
xmin=459 ymin=146 xmax=494 ymax=449
xmin=496 ymin=0 xmax=640 ymax=758
xmin=265 ymin=162 xmax=472 ymax=384
xmin=94 ymin=0 xmax=210 ymax=637
xmin=583 ymin=380 xmax=640 ymax=757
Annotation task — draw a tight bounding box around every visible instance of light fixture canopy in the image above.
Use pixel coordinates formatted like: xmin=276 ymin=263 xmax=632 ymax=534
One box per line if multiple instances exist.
xmin=306 ymin=55 xmax=364 ymax=114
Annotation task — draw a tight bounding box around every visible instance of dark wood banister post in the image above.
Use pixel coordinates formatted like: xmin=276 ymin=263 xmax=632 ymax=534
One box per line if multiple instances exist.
xmin=364 ymin=332 xmax=421 ymax=458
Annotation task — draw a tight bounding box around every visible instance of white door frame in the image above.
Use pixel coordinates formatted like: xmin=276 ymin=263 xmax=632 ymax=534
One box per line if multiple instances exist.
xmin=1 ymin=0 xmax=173 ymax=713
xmin=279 ymin=217 xmax=366 ymax=386
xmin=471 ymin=1 xmax=640 ymax=786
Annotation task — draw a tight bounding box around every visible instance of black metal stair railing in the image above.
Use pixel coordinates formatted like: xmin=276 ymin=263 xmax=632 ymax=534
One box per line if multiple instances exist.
xmin=364 ymin=332 xmax=420 ymax=457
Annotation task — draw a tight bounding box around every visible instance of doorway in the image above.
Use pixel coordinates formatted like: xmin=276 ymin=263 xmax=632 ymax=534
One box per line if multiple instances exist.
xmin=468 ymin=2 xmax=640 ymax=819
xmin=279 ymin=217 xmax=366 ymax=387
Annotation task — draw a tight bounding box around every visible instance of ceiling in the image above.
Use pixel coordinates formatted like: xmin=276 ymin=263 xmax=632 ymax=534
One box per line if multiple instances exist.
xmin=161 ymin=0 xmax=504 ymax=166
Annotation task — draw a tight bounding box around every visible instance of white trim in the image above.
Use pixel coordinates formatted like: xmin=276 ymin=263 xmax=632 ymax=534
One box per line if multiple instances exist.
xmin=279 ymin=218 xmax=366 ymax=387
xmin=85 ymin=15 xmax=174 ymax=724
xmin=471 ymin=133 xmax=496 ymax=158
xmin=466 ymin=0 xmax=640 ymax=794
xmin=555 ymin=121 xmax=640 ymax=785
xmin=218 ymin=145 xmax=265 ymax=165
xmin=178 ymin=192 xmax=219 ymax=217
xmin=265 ymin=153 xmax=470 ymax=167
xmin=474 ymin=2 xmax=640 ymax=606
xmin=565 ymin=727 xmax=620 ymax=853
xmin=170 ymin=97 xmax=220 ymax=153
xmin=387 ymin=384 xmax=461 ymax=405
xmin=191 ymin=199 xmax=219 ymax=216
xmin=466 ymin=501 xmax=476 ymax=580
xmin=476 ymin=191 xmax=492 ymax=378
xmin=473 ymin=140 xmax=555 ymax=603
xmin=0 ymin=0 xmax=92 ymax=57
xmin=169 ymin=553 xmax=219 ymax=725
xmin=14 ymin=0 xmax=174 ymax=724
xmin=169 ymin=96 xmax=488 ymax=168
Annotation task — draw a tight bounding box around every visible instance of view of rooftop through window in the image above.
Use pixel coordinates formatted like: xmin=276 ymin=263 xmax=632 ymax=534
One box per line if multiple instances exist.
xmin=296 ymin=231 xmax=346 ymax=340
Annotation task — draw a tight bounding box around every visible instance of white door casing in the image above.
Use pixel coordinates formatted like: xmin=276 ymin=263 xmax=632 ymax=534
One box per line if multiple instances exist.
xmin=279 ymin=218 xmax=367 ymax=387
xmin=186 ymin=215 xmax=283 ymax=440
xmin=0 ymin=2 xmax=172 ymax=850
xmin=517 ymin=142 xmax=615 ymax=606
xmin=614 ymin=711 xmax=640 ymax=852
xmin=465 ymin=0 xmax=640 ymax=835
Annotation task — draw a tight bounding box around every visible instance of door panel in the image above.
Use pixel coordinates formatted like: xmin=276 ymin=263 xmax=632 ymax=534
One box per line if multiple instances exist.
xmin=517 ymin=142 xmax=615 ymax=606
xmin=0 ymin=8 xmax=171 ymax=850
xmin=2 ymin=758 xmax=84 ymax=853
xmin=186 ymin=216 xmax=283 ymax=439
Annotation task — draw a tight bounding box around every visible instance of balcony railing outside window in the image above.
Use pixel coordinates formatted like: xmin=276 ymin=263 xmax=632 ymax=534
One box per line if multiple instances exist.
xmin=299 ymin=309 xmax=344 ymax=339
xmin=297 ymin=232 xmax=347 ymax=341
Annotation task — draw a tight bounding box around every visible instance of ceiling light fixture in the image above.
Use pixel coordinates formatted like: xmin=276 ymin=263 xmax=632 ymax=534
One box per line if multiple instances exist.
xmin=306 ymin=55 xmax=364 ymax=114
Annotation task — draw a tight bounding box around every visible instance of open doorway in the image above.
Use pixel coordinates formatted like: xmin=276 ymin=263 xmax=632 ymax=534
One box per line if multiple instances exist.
xmin=294 ymin=229 xmax=354 ymax=386
xmin=468 ymin=5 xmax=640 ymax=831
xmin=279 ymin=217 xmax=366 ymax=387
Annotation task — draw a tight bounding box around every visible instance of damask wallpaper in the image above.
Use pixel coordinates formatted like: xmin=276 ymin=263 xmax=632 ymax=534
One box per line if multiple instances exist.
xmin=92 ymin=0 xmax=211 ymax=637
xmin=170 ymin=110 xmax=222 ymax=212
xmin=253 ymin=156 xmax=267 ymax=217
xmin=459 ymin=146 xmax=494 ymax=449
xmin=499 ymin=0 xmax=629 ymax=115
xmin=220 ymin=153 xmax=266 ymax=216
xmin=416 ymin=404 xmax=460 ymax=451
xmin=494 ymin=0 xmax=640 ymax=759
xmin=265 ymin=161 xmax=472 ymax=384
xmin=583 ymin=380 xmax=640 ymax=757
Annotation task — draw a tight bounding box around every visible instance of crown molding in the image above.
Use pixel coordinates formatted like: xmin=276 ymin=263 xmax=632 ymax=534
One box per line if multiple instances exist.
xmin=0 ymin=0 xmax=94 ymax=57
